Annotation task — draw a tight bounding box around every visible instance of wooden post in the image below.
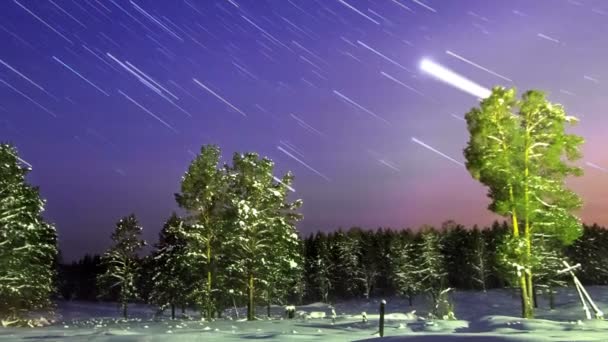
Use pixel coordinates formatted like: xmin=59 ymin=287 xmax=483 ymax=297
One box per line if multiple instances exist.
xmin=379 ymin=300 xmax=386 ymax=337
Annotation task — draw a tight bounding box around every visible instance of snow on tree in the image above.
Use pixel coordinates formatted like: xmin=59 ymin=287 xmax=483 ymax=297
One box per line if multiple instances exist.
xmin=388 ymin=232 xmax=420 ymax=306
xmin=531 ymin=233 xmax=569 ymax=309
xmin=441 ymin=221 xmax=474 ymax=289
xmin=149 ymin=213 xmax=192 ymax=319
xmin=0 ymin=144 xmax=58 ymax=324
xmin=308 ymin=232 xmax=332 ymax=303
xmin=332 ymin=230 xmax=365 ymax=298
xmin=416 ymin=227 xmax=452 ymax=318
xmin=359 ymin=229 xmax=382 ymax=300
xmin=464 ymin=87 xmax=584 ymax=318
xmin=223 ymin=152 xmax=303 ymax=321
xmin=97 ymin=214 xmax=146 ymax=319
xmin=470 ymin=227 xmax=490 ymax=292
xmin=566 ymin=224 xmax=608 ymax=285
xmin=175 ymin=144 xmax=227 ymax=319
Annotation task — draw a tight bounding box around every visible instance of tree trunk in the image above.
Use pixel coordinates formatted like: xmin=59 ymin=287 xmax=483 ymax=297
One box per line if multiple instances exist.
xmin=247 ymin=273 xmax=255 ymax=321
xmin=206 ymin=238 xmax=213 ymax=320
xmin=122 ymin=302 xmax=127 ymax=319
xmin=526 ymin=273 xmax=535 ymax=310
xmin=408 ymin=291 xmax=413 ymax=306
xmin=523 ymin=127 xmax=535 ymax=318
xmin=171 ymin=304 xmax=175 ymax=320
xmin=181 ymin=305 xmax=186 ymax=314
xmin=509 ymin=203 xmax=533 ymax=319
xmin=267 ymin=302 xmax=271 ymax=318
xmin=549 ymin=288 xmax=555 ymax=310
xmin=532 ymin=285 xmax=538 ymax=308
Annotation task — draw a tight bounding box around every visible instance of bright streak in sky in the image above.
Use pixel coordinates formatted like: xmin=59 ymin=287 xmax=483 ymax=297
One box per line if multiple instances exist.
xmin=277 ymin=146 xmax=331 ymax=182
xmin=586 ymin=162 xmax=608 ymax=173
xmin=52 ymin=56 xmax=109 ymax=96
xmin=0 ymin=58 xmax=46 ymax=92
xmin=0 ymin=79 xmax=57 ymax=117
xmin=333 ymin=90 xmax=390 ymax=124
xmin=118 ymin=90 xmax=178 ymax=133
xmin=273 ymin=176 xmax=296 ymax=192
xmin=358 ymin=41 xmax=411 ymax=72
xmin=193 ymin=79 xmax=247 ymax=117
xmin=411 ymin=0 xmax=437 ymax=12
xmin=13 ymin=0 xmax=74 ymax=44
xmin=337 ymin=0 xmax=380 ymax=25
xmin=419 ymin=59 xmax=491 ymax=99
xmin=445 ymin=50 xmax=513 ymax=82
xmin=411 ymin=137 xmax=464 ymax=167
xmin=380 ymin=71 xmax=424 ymax=96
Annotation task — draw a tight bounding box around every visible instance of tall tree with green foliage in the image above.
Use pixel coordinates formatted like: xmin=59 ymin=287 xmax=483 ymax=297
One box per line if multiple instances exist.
xmin=0 ymin=144 xmax=58 ymax=324
xmin=97 ymin=214 xmax=146 ymax=318
xmin=464 ymin=87 xmax=584 ymax=318
xmin=150 ymin=213 xmax=192 ymax=319
xmin=224 ymin=152 xmax=303 ymax=320
xmin=175 ymin=144 xmax=227 ymax=319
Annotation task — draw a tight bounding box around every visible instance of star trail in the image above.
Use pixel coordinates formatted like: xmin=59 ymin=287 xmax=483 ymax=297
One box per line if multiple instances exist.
xmin=1 ymin=0 xmax=608 ymax=261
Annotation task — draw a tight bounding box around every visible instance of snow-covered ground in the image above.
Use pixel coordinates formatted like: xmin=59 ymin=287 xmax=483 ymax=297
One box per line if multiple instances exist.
xmin=3 ymin=286 xmax=608 ymax=341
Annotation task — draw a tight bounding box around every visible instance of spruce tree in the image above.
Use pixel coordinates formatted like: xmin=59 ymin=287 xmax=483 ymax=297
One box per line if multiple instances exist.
xmin=97 ymin=214 xmax=146 ymax=319
xmin=416 ymin=228 xmax=450 ymax=318
xmin=566 ymin=224 xmax=608 ymax=285
xmin=360 ymin=229 xmax=381 ymax=300
xmin=389 ymin=232 xmax=419 ymax=306
xmin=532 ymin=233 xmax=568 ymax=309
xmin=150 ymin=213 xmax=192 ymax=319
xmin=0 ymin=144 xmax=58 ymax=323
xmin=311 ymin=232 xmax=332 ymax=303
xmin=334 ymin=229 xmax=365 ymax=298
xmin=441 ymin=221 xmax=473 ymax=289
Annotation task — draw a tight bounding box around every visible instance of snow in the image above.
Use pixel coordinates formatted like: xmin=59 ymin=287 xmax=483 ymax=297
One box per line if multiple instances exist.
xmin=4 ymin=287 xmax=608 ymax=341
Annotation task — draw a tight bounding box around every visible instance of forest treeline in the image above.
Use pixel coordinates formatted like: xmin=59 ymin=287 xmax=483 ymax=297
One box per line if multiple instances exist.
xmin=58 ymin=220 xmax=608 ymax=307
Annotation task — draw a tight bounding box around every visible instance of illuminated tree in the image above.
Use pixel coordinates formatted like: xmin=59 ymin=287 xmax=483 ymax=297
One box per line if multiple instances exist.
xmin=97 ymin=214 xmax=146 ymax=318
xmin=224 ymin=152 xmax=303 ymax=321
xmin=0 ymin=144 xmax=58 ymax=323
xmin=464 ymin=87 xmax=584 ymax=318
xmin=175 ymin=144 xmax=227 ymax=319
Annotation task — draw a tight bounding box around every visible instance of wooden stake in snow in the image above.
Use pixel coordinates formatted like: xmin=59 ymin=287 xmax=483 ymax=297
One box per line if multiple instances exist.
xmin=379 ymin=300 xmax=386 ymax=337
xmin=558 ymin=261 xmax=604 ymax=320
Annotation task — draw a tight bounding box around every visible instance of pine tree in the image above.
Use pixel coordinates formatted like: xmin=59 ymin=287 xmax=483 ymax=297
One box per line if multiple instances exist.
xmin=175 ymin=144 xmax=227 ymax=319
xmin=224 ymin=152 xmax=303 ymax=320
xmin=97 ymin=214 xmax=146 ymax=319
xmin=388 ymin=232 xmax=419 ymax=306
xmin=464 ymin=87 xmax=584 ymax=318
xmin=149 ymin=213 xmax=192 ymax=319
xmin=0 ymin=144 xmax=58 ymax=323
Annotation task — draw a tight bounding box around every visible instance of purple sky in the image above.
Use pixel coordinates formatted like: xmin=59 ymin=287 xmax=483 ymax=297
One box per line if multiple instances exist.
xmin=1 ymin=0 xmax=608 ymax=261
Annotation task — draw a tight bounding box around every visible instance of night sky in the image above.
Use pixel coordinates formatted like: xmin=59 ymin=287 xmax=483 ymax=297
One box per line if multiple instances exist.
xmin=1 ymin=0 xmax=608 ymax=261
